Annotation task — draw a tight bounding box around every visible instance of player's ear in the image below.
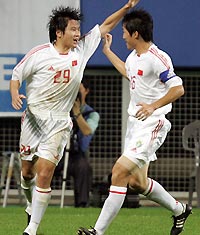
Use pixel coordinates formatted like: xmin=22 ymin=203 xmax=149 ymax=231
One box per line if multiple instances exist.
xmin=134 ymin=31 xmax=139 ymax=39
xmin=56 ymin=29 xmax=62 ymax=39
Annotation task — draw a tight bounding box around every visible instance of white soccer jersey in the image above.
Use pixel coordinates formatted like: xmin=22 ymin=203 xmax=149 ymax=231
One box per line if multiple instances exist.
xmin=12 ymin=25 xmax=101 ymax=116
xmin=125 ymin=44 xmax=183 ymax=117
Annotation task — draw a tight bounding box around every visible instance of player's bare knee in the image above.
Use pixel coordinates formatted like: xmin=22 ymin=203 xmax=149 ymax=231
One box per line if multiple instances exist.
xmin=37 ymin=171 xmax=50 ymax=182
xmin=129 ymin=181 xmax=142 ymax=193
xmin=111 ymin=166 xmax=130 ymax=186
xmin=37 ymin=168 xmax=54 ymax=187
xmin=129 ymin=176 xmax=148 ymax=193
xmin=21 ymin=169 xmax=35 ymax=180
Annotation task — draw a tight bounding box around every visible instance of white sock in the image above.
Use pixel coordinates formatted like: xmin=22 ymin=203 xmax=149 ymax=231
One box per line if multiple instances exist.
xmin=21 ymin=173 xmax=36 ymax=215
xmin=94 ymin=185 xmax=127 ymax=235
xmin=26 ymin=186 xmax=51 ymax=234
xmin=143 ymin=178 xmax=185 ymax=216
xmin=21 ymin=173 xmax=36 ymax=203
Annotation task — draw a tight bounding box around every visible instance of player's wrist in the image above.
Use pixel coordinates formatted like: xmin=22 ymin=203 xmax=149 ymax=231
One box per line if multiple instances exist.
xmin=103 ymin=47 xmax=111 ymax=55
xmin=151 ymin=103 xmax=158 ymax=111
xmin=124 ymin=4 xmax=131 ymax=10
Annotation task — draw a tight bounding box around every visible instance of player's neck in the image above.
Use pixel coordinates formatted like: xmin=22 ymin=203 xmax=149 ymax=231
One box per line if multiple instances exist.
xmin=53 ymin=43 xmax=70 ymax=55
xmin=136 ymin=41 xmax=152 ymax=56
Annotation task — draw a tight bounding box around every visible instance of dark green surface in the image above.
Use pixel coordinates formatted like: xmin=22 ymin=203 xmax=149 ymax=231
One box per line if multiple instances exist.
xmin=0 ymin=206 xmax=198 ymax=235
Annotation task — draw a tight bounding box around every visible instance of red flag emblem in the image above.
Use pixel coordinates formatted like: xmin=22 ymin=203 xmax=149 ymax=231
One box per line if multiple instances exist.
xmin=72 ymin=60 xmax=77 ymax=66
xmin=137 ymin=70 xmax=143 ymax=76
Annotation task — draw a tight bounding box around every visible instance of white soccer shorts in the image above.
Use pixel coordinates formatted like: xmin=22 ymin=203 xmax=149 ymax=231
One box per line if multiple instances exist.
xmin=123 ymin=115 xmax=171 ymax=168
xmin=19 ymin=108 xmax=72 ymax=165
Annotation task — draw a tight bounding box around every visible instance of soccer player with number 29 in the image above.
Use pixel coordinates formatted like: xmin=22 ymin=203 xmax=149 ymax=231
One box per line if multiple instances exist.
xmin=9 ymin=1 xmax=140 ymax=235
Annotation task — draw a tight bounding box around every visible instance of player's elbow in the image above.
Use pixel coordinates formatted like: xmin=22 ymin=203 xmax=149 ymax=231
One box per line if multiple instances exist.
xmin=172 ymin=85 xmax=185 ymax=99
xmin=99 ymin=24 xmax=112 ymax=38
xmin=178 ymin=85 xmax=185 ymax=97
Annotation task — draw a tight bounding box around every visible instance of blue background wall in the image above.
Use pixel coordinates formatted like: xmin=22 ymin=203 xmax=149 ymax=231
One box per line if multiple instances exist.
xmin=81 ymin=0 xmax=200 ymax=67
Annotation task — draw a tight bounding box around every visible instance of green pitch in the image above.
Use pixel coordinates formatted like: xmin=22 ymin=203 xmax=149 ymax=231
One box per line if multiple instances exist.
xmin=0 ymin=206 xmax=198 ymax=235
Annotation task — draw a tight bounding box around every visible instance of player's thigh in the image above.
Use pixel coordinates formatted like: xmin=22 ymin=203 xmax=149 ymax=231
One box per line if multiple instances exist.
xmin=37 ymin=129 xmax=69 ymax=165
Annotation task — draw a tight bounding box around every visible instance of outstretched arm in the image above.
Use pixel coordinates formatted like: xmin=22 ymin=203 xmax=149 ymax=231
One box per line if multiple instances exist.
xmin=99 ymin=0 xmax=140 ymax=37
xmin=103 ymin=33 xmax=127 ymax=78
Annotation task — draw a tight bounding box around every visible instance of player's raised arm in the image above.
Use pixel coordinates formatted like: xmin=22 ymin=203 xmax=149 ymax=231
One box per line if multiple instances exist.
xmin=103 ymin=33 xmax=127 ymax=78
xmin=99 ymin=0 xmax=140 ymax=38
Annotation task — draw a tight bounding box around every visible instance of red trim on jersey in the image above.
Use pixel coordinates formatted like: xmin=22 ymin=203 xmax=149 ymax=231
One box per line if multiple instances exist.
xmin=151 ymin=119 xmax=164 ymax=141
xmin=15 ymin=44 xmax=50 ymax=69
xmin=109 ymin=190 xmax=126 ymax=195
xmin=149 ymin=47 xmax=170 ymax=69
xmin=21 ymin=110 xmax=26 ymax=124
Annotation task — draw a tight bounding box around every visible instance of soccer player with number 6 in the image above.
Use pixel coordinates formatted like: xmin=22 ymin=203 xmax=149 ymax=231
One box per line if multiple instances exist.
xmin=9 ymin=1 xmax=140 ymax=235
xmin=78 ymin=7 xmax=192 ymax=235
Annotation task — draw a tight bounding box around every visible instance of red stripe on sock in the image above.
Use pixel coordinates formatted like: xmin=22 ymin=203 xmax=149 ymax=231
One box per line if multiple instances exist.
xmin=145 ymin=179 xmax=154 ymax=196
xmin=109 ymin=190 xmax=126 ymax=195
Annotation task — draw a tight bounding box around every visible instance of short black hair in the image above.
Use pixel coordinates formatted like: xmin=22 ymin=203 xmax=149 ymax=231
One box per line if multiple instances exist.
xmin=122 ymin=9 xmax=153 ymax=42
xmin=47 ymin=6 xmax=83 ymax=43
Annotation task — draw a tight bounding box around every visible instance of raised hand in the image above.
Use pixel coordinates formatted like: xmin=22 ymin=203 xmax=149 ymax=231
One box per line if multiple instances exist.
xmin=103 ymin=33 xmax=113 ymax=54
xmin=126 ymin=0 xmax=140 ymax=9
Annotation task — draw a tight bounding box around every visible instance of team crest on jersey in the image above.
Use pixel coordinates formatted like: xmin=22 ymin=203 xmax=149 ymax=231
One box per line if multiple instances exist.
xmin=131 ymin=140 xmax=143 ymax=153
xmin=72 ymin=60 xmax=77 ymax=66
xmin=136 ymin=140 xmax=142 ymax=148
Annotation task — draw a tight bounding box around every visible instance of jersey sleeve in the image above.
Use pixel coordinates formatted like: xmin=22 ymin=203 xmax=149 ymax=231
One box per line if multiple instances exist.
xmin=12 ymin=49 xmax=36 ymax=86
xmin=154 ymin=52 xmax=183 ymax=88
xmin=78 ymin=25 xmax=101 ymax=63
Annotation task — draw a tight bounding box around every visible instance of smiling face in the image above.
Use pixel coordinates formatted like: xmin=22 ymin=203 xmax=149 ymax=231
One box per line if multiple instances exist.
xmin=122 ymin=25 xmax=137 ymax=51
xmin=56 ymin=19 xmax=81 ymax=51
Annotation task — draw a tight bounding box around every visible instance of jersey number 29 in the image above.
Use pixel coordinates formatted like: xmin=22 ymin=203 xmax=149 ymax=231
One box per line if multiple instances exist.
xmin=54 ymin=69 xmax=70 ymax=83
